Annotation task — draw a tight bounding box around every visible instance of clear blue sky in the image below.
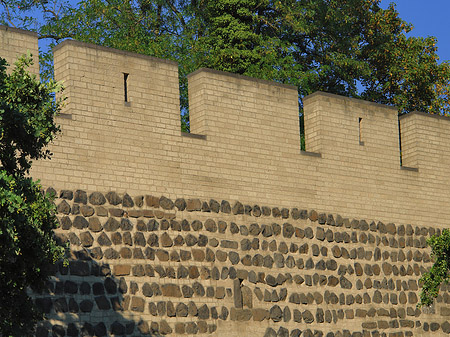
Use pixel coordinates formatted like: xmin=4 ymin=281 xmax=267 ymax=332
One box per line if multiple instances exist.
xmin=380 ymin=0 xmax=450 ymax=62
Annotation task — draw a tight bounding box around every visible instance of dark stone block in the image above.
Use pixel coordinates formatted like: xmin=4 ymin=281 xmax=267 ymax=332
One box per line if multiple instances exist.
xmin=270 ymin=305 xmax=283 ymax=322
xmin=80 ymin=299 xmax=93 ymax=312
xmin=104 ymin=248 xmax=119 ymax=259
xmin=73 ymin=216 xmax=89 ymax=229
xmin=89 ymin=192 xmax=106 ymax=205
xmin=70 ymin=261 xmax=90 ymax=276
xmin=52 ymin=325 xmax=65 ymax=337
xmin=60 ymin=190 xmax=73 ymax=200
xmin=105 ymin=191 xmax=122 ymax=205
xmin=54 ymin=298 xmax=68 ymax=313
xmin=303 ymin=310 xmax=314 ymax=323
xmin=56 ymin=200 xmax=71 ymax=215
xmin=74 ymin=190 xmax=87 ymax=204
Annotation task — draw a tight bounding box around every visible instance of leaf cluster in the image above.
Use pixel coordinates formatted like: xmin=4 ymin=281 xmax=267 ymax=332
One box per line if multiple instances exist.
xmin=0 ymin=57 xmax=65 ymax=336
xmin=419 ymin=229 xmax=450 ymax=307
xmin=0 ymin=55 xmax=63 ymax=175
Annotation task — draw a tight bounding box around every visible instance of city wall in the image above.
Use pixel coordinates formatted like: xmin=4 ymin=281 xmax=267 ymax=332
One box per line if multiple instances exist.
xmin=2 ymin=25 xmax=450 ymax=337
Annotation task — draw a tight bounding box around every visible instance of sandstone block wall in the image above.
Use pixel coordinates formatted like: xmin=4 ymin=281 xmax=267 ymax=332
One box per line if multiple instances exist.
xmin=2 ymin=26 xmax=450 ymax=337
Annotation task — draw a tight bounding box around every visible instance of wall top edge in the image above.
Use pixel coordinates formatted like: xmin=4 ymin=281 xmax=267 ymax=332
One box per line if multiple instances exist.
xmin=187 ymin=67 xmax=298 ymax=91
xmin=303 ymin=91 xmax=398 ymax=112
xmin=0 ymin=25 xmax=38 ymax=37
xmin=52 ymin=39 xmax=178 ymax=66
xmin=399 ymin=110 xmax=450 ymax=122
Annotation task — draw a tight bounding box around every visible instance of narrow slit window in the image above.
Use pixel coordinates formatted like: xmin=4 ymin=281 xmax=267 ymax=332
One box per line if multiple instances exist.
xmin=359 ymin=117 xmax=364 ymax=145
xmin=123 ymin=73 xmax=129 ymax=102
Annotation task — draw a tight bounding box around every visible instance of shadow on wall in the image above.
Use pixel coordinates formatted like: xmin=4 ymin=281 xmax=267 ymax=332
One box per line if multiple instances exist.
xmin=34 ymin=249 xmax=163 ymax=337
xmin=33 ymin=188 xmax=163 ymax=337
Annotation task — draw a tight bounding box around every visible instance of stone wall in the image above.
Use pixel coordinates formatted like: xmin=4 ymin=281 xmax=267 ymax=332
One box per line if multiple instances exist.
xmin=2 ymin=26 xmax=450 ymax=337
xmin=34 ymin=189 xmax=450 ymax=337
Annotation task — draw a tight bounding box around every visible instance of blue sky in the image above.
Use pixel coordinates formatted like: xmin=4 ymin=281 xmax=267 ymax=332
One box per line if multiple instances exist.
xmin=380 ymin=0 xmax=450 ymax=63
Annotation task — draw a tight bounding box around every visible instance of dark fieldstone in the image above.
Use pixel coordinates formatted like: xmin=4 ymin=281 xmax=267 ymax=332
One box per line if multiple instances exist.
xmin=104 ymin=248 xmax=119 ymax=259
xmin=281 ymin=208 xmax=289 ymax=218
xmin=103 ymin=217 xmax=120 ymax=231
xmin=93 ymin=323 xmax=107 ymax=337
xmin=188 ymin=301 xmax=198 ymax=316
xmin=73 ymin=216 xmax=89 ymax=229
xmin=316 ymin=227 xmax=325 ymax=241
xmin=64 ymin=281 xmax=78 ymax=294
xmin=159 ymin=196 xmax=174 ymax=210
xmin=74 ymin=190 xmax=87 ymax=204
xmin=232 ymin=201 xmax=244 ymax=214
xmin=105 ymin=191 xmax=122 ymax=205
xmin=229 ymin=251 xmax=240 ymax=265
xmin=175 ymin=198 xmax=186 ymax=210
xmin=202 ymin=201 xmax=211 ymax=212
xmin=167 ymin=301 xmax=176 ymax=317
xmin=205 ymin=219 xmax=217 ymax=232
xmin=186 ymin=198 xmax=202 ymax=211
xmin=68 ymin=233 xmax=81 ymax=246
xmin=71 ymin=204 xmax=80 ymax=215
xmin=264 ymin=328 xmax=277 ymax=337
xmin=59 ymin=216 xmax=72 ymax=230
xmin=80 ymin=231 xmax=94 ymax=247
xmin=52 ymin=325 xmax=65 ymax=337
xmin=221 ymin=200 xmax=231 ymax=213
xmin=188 ymin=266 xmax=199 ymax=279
xmin=283 ymin=223 xmax=294 ymax=238
xmin=147 ymin=233 xmax=159 ymax=247
xmin=160 ymin=232 xmax=173 ymax=247
xmin=249 ymin=223 xmax=261 ymax=236
xmin=69 ymin=261 xmax=90 ymax=276
xmin=89 ymin=192 xmax=106 ymax=205
xmin=198 ymin=304 xmax=210 ymax=319
xmin=182 ymin=285 xmax=194 ymax=298
xmin=191 ymin=220 xmax=202 ymax=231
xmin=193 ymin=282 xmax=205 ymax=296
xmin=272 ymin=207 xmax=281 ymax=218
xmin=80 ymin=300 xmax=93 ymax=312
xmin=56 ymin=200 xmax=71 ymax=215
xmin=109 ymin=208 xmax=124 ymax=217
xmin=120 ymin=193 xmax=133 ymax=207
xmin=176 ymin=302 xmax=188 ymax=317
xmin=54 ymin=298 xmax=68 ymax=313
xmin=66 ymin=323 xmax=78 ymax=337
xmin=305 ymin=227 xmax=314 ymax=239
xmin=88 ymin=217 xmax=102 ymax=232
xmin=110 ymin=321 xmax=125 ymax=335
xmin=60 ymin=190 xmax=73 ymax=200
xmin=95 ymin=296 xmax=111 ymax=310
xmin=303 ymin=310 xmax=314 ymax=323
xmin=270 ymin=305 xmax=283 ymax=322
xmin=442 ymin=321 xmax=450 ymax=333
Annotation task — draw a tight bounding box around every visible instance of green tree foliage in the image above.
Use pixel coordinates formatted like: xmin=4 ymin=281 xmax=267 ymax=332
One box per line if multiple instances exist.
xmin=419 ymin=230 xmax=450 ymax=307
xmin=0 ymin=56 xmax=65 ymax=336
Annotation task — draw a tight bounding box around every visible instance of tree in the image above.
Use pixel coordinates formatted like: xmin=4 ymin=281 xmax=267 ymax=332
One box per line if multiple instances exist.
xmin=0 ymin=55 xmax=65 ymax=336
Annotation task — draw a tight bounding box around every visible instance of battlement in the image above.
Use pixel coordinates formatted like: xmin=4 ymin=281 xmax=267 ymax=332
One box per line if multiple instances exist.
xmin=2 ymin=26 xmax=450 ymax=227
